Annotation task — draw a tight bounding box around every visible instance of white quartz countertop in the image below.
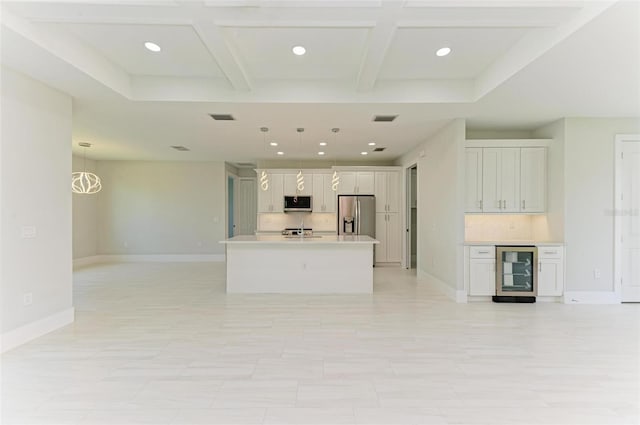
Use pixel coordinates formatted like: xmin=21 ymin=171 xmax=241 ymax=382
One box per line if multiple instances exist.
xmin=221 ymin=235 xmax=379 ymax=244
xmin=465 ymin=241 xmax=564 ymax=246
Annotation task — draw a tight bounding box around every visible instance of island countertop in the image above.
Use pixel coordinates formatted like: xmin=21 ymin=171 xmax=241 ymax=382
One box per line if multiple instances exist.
xmin=220 ymin=235 xmax=379 ymax=244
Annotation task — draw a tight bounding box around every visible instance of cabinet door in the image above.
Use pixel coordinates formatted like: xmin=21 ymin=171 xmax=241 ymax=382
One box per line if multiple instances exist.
xmin=374 ymin=172 xmax=387 ymax=213
xmin=323 ymin=175 xmax=337 ymax=213
xmin=465 ymin=148 xmax=483 ymax=212
xmin=270 ymin=174 xmax=284 ymax=213
xmin=337 ymin=172 xmax=356 ymax=195
xmin=312 ymin=174 xmax=325 ymax=211
xmin=482 ymin=148 xmax=501 ymax=212
xmin=356 ymin=172 xmax=375 ymax=194
xmin=386 ymin=212 xmax=402 ymax=262
xmin=520 ymin=147 xmax=546 ymax=213
xmin=537 ymin=259 xmax=563 ymax=296
xmin=500 ymin=148 xmax=520 ymax=212
xmin=386 ymin=171 xmax=400 ymax=213
xmin=257 ymin=171 xmax=273 ymax=213
xmin=469 ymin=259 xmax=496 ymax=296
xmin=375 ymin=212 xmax=388 ymax=263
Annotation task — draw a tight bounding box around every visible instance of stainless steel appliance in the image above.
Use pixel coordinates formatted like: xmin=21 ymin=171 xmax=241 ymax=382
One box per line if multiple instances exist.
xmin=338 ymin=195 xmax=375 ymax=238
xmin=284 ymin=196 xmax=312 ymax=212
xmin=494 ymin=246 xmax=538 ymax=303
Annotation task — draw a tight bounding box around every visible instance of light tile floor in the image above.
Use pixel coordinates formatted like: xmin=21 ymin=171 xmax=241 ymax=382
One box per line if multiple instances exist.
xmin=2 ymin=262 xmax=639 ymax=424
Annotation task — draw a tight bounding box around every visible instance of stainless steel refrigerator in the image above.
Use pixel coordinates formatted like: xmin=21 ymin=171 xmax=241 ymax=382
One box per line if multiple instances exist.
xmin=338 ymin=195 xmax=376 ymax=264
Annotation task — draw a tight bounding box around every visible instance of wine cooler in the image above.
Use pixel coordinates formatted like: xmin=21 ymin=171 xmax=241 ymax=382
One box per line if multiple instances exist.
xmin=493 ymin=246 xmax=538 ymax=303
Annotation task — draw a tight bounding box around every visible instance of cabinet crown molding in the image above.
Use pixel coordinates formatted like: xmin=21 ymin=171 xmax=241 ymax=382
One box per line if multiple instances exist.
xmin=465 ymin=139 xmax=551 ymax=148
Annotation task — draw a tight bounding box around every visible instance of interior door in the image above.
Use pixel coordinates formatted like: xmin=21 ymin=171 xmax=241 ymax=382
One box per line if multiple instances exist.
xmin=621 ymin=141 xmax=640 ymax=302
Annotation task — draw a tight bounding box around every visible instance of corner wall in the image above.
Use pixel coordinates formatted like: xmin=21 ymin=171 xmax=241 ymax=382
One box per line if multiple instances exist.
xmin=1 ymin=67 xmax=73 ymax=352
xmin=398 ymin=119 xmax=466 ymax=300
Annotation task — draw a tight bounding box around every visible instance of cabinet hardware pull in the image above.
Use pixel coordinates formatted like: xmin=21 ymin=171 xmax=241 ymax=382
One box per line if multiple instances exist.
xmin=479 ymin=200 xmax=483 ymax=210
xmin=543 ymin=250 xmax=556 ymax=254
xmin=478 ymin=250 xmax=489 ymax=254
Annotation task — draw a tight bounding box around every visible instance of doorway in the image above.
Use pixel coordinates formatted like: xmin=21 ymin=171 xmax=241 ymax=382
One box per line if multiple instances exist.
xmin=405 ymin=164 xmax=418 ymax=269
xmin=615 ymin=135 xmax=640 ymax=302
xmin=227 ymin=175 xmax=235 ymax=238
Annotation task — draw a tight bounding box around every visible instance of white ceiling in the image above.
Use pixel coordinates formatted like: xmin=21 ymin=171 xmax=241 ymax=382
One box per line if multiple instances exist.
xmin=1 ymin=0 xmax=638 ymax=163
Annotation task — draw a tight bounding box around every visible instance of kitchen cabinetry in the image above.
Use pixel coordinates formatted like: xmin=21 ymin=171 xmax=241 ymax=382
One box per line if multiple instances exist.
xmin=465 ymin=148 xmax=483 ymax=212
xmin=374 ymin=171 xmax=400 ymax=213
xmin=375 ymin=211 xmax=401 ymax=263
xmin=312 ymin=173 xmax=336 ymax=213
xmin=465 ymin=144 xmax=546 ymax=214
xmin=468 ymin=246 xmax=496 ymax=296
xmin=283 ymin=171 xmax=313 ymax=196
xmin=257 ymin=173 xmax=284 ymax=213
xmin=337 ymin=171 xmax=374 ymax=195
xmin=537 ymin=246 xmax=564 ymax=296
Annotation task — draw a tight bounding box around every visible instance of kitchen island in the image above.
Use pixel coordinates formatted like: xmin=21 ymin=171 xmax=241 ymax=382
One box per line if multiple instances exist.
xmin=220 ymin=235 xmax=379 ymax=293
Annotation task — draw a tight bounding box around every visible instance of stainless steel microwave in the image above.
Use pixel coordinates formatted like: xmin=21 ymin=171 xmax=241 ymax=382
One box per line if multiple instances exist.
xmin=284 ymin=196 xmax=312 ymax=212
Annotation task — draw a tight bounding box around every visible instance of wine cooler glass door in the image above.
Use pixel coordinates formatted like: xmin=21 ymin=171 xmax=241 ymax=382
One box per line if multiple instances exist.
xmin=496 ymin=247 xmax=538 ymax=296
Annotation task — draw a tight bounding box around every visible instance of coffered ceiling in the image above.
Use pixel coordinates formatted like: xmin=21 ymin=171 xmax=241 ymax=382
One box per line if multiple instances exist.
xmin=1 ymin=1 xmax=638 ymax=162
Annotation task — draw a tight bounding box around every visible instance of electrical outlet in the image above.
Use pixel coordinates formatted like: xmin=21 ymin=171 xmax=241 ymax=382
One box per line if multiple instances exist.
xmin=23 ymin=293 xmax=33 ymax=306
xmin=123 ymin=241 xmax=128 ymax=248
xmin=594 ymin=268 xmax=601 ymax=279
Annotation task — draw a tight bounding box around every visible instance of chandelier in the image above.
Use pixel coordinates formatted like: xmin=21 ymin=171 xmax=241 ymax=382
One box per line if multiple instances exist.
xmin=260 ymin=127 xmax=269 ymax=191
xmin=331 ymin=128 xmax=340 ymax=191
xmin=71 ymin=142 xmax=102 ymax=194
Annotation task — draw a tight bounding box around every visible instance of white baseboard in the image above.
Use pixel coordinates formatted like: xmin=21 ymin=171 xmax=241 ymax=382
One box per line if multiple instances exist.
xmin=563 ymin=291 xmax=620 ymax=304
xmin=417 ymin=269 xmax=467 ymax=303
xmin=1 ymin=308 xmax=74 ymax=354
xmin=74 ymin=254 xmax=225 ymax=267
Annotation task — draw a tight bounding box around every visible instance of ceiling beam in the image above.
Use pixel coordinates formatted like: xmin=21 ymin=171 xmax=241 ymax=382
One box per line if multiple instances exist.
xmin=355 ymin=18 xmax=398 ymax=92
xmin=191 ymin=21 xmax=253 ymax=91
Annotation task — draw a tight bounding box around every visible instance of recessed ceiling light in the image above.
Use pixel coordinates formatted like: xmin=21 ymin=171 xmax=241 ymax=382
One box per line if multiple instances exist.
xmin=318 ymin=152 xmax=325 ymax=156
xmin=277 ymin=151 xmax=284 ymax=156
xmin=368 ymin=142 xmax=376 ymax=146
xmin=292 ymin=45 xmax=306 ymax=56
xmin=361 ymin=151 xmax=368 ymax=156
xmin=144 ymin=42 xmax=161 ymax=52
xmin=319 ymin=142 xmax=327 ymax=146
xmin=436 ymin=47 xmax=451 ymax=57
xmin=270 ymin=142 xmax=278 ymax=146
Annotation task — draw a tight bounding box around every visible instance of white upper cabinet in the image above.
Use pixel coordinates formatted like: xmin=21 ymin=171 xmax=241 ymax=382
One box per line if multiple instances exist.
xmin=283 ymin=171 xmax=313 ymax=196
xmin=257 ymin=172 xmax=284 ymax=213
xmin=465 ymin=148 xmax=483 ymax=212
xmin=312 ymin=173 xmax=336 ymax=213
xmin=374 ymin=171 xmax=400 ymax=213
xmin=466 ymin=144 xmax=546 ymax=214
xmin=337 ymin=171 xmax=374 ymax=195
xmin=520 ymin=147 xmax=546 ymax=213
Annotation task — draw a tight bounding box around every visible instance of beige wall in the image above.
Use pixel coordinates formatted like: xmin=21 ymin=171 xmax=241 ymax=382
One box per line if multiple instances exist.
xmin=72 ymin=155 xmax=99 ymax=259
xmin=563 ymin=118 xmax=640 ymax=292
xmin=95 ymin=161 xmax=226 ymax=255
xmin=1 ymin=67 xmax=73 ymax=334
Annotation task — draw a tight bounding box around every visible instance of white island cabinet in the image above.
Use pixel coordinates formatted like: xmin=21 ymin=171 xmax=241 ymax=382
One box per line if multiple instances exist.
xmin=220 ymin=235 xmax=379 ymax=293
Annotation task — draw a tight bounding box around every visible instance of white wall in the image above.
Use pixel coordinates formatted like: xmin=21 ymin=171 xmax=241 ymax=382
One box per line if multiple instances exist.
xmin=398 ymin=119 xmax=466 ymax=295
xmin=72 ymin=155 xmax=98 ymax=259
xmin=1 ymin=67 xmax=73 ymax=348
xmin=95 ymin=161 xmax=226 ymax=255
xmin=563 ymin=118 xmax=640 ymax=293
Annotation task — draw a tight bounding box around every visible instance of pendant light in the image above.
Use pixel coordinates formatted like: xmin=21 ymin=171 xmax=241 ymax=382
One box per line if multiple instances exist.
xmin=71 ymin=142 xmax=102 ymax=194
xmin=331 ymin=128 xmax=340 ymax=191
xmin=260 ymin=127 xmax=269 ymax=191
xmin=296 ymin=128 xmax=305 ymax=192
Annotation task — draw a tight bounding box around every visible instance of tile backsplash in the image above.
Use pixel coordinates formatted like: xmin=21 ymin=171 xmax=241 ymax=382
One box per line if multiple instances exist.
xmin=465 ymin=214 xmax=549 ymax=241
xmin=258 ymin=212 xmax=336 ymax=232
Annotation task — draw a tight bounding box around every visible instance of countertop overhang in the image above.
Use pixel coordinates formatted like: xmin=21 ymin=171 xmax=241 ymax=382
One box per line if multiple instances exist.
xmin=221 ymin=235 xmax=379 ymax=244
xmin=464 ymin=241 xmax=564 ymax=246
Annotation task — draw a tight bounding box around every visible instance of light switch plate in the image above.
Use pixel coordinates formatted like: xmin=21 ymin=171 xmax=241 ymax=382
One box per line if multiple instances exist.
xmin=21 ymin=226 xmax=36 ymax=238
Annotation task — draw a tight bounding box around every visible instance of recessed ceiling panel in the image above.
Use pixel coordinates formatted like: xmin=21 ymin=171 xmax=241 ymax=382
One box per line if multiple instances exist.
xmin=227 ymin=27 xmax=370 ymax=80
xmin=379 ymin=27 xmax=530 ymax=80
xmin=40 ymin=23 xmax=225 ymax=78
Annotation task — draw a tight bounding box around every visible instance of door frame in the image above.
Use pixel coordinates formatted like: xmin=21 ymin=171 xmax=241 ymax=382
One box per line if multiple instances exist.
xmin=614 ymin=134 xmax=640 ymax=302
xmin=225 ymin=171 xmax=239 ymax=239
xmin=404 ymin=162 xmax=418 ymax=269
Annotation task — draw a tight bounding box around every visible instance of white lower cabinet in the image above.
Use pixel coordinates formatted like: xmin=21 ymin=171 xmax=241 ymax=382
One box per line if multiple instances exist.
xmin=468 ymin=246 xmax=496 ymax=296
xmin=375 ymin=212 xmax=401 ymax=263
xmin=537 ymin=246 xmax=564 ymax=296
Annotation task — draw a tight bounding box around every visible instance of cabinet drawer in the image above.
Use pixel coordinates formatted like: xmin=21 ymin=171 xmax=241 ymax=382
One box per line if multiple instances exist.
xmin=469 ymin=246 xmax=495 ymax=259
xmin=538 ymin=247 xmax=563 ymax=259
